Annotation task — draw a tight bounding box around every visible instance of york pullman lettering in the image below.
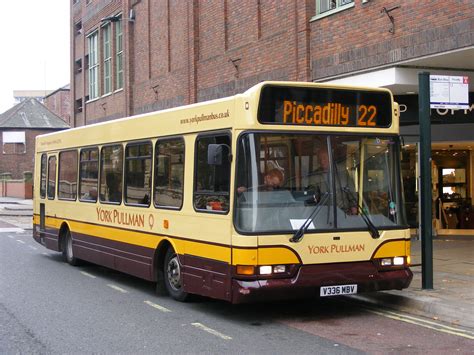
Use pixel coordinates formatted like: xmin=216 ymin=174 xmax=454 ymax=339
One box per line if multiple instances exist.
xmin=96 ymin=207 xmax=145 ymax=228
xmin=308 ymin=244 xmax=365 ymax=255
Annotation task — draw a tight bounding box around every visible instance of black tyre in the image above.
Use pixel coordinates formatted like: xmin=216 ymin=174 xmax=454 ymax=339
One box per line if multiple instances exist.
xmin=163 ymin=248 xmax=189 ymax=301
xmin=62 ymin=229 xmax=80 ymax=266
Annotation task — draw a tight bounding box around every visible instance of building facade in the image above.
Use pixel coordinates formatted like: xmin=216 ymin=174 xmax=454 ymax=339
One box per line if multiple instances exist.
xmin=0 ymin=99 xmax=70 ymax=180
xmin=71 ymin=0 xmax=474 ymax=233
xmin=44 ymin=85 xmax=72 ymax=126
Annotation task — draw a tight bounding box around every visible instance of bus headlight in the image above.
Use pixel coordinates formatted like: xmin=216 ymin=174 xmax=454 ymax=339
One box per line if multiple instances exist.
xmin=236 ymin=264 xmax=292 ymax=277
xmin=273 ymin=265 xmax=286 ymax=273
xmin=258 ymin=265 xmax=287 ymax=275
xmin=380 ymin=258 xmax=393 ymax=266
xmin=393 ymin=257 xmax=404 ymax=266
xmin=379 ymin=257 xmax=406 ymax=267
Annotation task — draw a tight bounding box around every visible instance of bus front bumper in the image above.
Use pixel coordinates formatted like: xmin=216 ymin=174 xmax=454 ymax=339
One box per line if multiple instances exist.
xmin=231 ymin=261 xmax=413 ymax=304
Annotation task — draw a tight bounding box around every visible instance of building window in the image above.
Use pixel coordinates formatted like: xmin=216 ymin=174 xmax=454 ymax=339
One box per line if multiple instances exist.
xmin=154 ymin=138 xmax=185 ymax=209
xmin=87 ymin=31 xmax=99 ymax=100
xmin=58 ymin=150 xmax=78 ymax=200
xmin=75 ymin=58 xmax=82 ymax=74
xmin=75 ymin=98 xmax=83 ymax=113
xmin=125 ymin=142 xmax=152 ymax=206
xmin=194 ymin=133 xmax=231 ymax=213
xmin=100 ymin=145 xmax=123 ymax=204
xmin=2 ymin=143 xmax=25 ymax=154
xmin=115 ymin=17 xmax=123 ymax=90
xmin=2 ymin=131 xmax=26 ymax=154
xmin=74 ymin=21 xmax=82 ymax=35
xmin=79 ymin=148 xmax=99 ymax=202
xmin=316 ymin=0 xmax=354 ymax=16
xmin=102 ymin=23 xmax=112 ymax=95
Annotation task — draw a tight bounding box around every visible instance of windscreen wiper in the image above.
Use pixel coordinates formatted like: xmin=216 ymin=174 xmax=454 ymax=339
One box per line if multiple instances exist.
xmin=290 ymin=192 xmax=330 ymax=243
xmin=342 ymin=187 xmax=380 ymax=239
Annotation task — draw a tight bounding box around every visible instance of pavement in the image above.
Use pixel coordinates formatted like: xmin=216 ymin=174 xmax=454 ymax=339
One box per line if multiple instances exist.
xmin=1 ymin=197 xmax=473 ymax=330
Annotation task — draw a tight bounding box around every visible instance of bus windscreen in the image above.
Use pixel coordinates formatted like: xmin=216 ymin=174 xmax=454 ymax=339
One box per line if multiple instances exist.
xmin=257 ymin=85 xmax=393 ymax=128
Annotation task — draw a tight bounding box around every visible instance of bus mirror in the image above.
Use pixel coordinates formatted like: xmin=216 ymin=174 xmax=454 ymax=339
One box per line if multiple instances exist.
xmin=208 ymin=144 xmax=230 ymax=165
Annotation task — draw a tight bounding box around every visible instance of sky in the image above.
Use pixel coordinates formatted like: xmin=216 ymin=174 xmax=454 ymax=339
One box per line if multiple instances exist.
xmin=0 ymin=0 xmax=70 ymax=113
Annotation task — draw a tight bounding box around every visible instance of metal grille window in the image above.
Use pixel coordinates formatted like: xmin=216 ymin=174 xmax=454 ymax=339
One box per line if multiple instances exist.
xmin=100 ymin=145 xmax=123 ymax=204
xmin=125 ymin=142 xmax=152 ymax=206
xmin=102 ymin=23 xmax=112 ymax=95
xmin=88 ymin=31 xmax=99 ymax=100
xmin=79 ymin=148 xmax=99 ymax=202
xmin=58 ymin=150 xmax=78 ymax=200
xmin=154 ymin=138 xmax=185 ymax=209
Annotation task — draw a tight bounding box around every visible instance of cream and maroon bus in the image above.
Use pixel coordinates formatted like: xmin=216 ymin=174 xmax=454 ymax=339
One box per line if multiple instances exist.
xmin=33 ymin=81 xmax=412 ymax=303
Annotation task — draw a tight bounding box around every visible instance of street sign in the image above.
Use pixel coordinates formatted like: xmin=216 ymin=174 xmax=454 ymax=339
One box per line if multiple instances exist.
xmin=430 ymin=75 xmax=469 ymax=109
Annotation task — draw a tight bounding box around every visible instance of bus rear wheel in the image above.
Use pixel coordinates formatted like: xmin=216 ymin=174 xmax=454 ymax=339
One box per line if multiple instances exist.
xmin=62 ymin=229 xmax=80 ymax=266
xmin=164 ymin=248 xmax=189 ymax=302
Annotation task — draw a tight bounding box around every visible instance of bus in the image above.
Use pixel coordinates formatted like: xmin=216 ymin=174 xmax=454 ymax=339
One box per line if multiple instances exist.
xmin=33 ymin=81 xmax=412 ymax=303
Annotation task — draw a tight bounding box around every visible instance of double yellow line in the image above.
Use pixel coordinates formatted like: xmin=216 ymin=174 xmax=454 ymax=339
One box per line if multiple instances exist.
xmin=366 ymin=307 xmax=474 ymax=340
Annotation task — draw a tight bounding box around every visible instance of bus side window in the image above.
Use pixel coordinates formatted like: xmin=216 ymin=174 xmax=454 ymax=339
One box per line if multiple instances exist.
xmin=125 ymin=141 xmax=152 ymax=206
xmin=40 ymin=153 xmax=47 ymax=199
xmin=79 ymin=147 xmax=99 ymax=202
xmin=194 ymin=133 xmax=231 ymax=212
xmin=58 ymin=150 xmax=78 ymax=200
xmin=100 ymin=145 xmax=123 ymax=204
xmin=154 ymin=137 xmax=185 ymax=209
xmin=47 ymin=156 xmax=57 ymax=200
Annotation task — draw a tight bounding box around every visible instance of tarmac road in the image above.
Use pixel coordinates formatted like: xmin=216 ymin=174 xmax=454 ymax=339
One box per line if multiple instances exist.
xmin=1 ymin=229 xmax=472 ymax=354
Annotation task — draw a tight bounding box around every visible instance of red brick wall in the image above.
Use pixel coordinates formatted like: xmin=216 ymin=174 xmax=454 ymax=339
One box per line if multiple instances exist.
xmin=44 ymin=90 xmax=71 ymax=125
xmin=310 ymin=0 xmax=474 ymax=80
xmin=0 ymin=129 xmax=63 ymax=180
xmin=70 ymin=0 xmax=474 ymax=125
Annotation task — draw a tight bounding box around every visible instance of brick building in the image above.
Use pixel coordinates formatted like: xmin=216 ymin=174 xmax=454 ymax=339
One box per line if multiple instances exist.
xmin=0 ymin=99 xmax=69 ymax=180
xmin=72 ymin=0 xmax=473 ymax=233
xmin=44 ymin=85 xmax=72 ymax=126
xmin=71 ymin=0 xmax=473 ymax=126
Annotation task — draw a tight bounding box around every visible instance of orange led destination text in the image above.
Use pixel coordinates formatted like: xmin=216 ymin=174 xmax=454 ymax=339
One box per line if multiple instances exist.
xmin=282 ymin=100 xmax=377 ymax=127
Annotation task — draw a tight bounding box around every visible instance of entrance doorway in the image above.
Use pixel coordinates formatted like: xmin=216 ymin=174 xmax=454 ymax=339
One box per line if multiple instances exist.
xmin=401 ymin=142 xmax=474 ymax=234
xmin=433 ymin=149 xmax=473 ymax=230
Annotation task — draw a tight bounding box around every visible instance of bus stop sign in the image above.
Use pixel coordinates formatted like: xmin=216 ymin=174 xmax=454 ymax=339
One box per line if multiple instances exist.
xmin=430 ymin=75 xmax=469 ymax=110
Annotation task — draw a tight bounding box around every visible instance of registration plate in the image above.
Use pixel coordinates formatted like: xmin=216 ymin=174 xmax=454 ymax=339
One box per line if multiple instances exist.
xmin=320 ymin=284 xmax=357 ymax=297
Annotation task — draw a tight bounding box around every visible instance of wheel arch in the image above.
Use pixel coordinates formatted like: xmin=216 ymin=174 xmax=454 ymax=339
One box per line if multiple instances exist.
xmin=152 ymin=239 xmax=175 ymax=281
xmin=58 ymin=221 xmax=72 ymax=252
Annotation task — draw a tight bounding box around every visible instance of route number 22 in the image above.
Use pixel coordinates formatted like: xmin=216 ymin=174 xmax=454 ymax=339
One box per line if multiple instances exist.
xmin=358 ymin=105 xmax=376 ymax=126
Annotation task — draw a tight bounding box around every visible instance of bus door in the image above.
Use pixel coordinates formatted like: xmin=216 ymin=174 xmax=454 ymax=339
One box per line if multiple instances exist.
xmin=185 ymin=132 xmax=233 ymax=300
xmin=44 ymin=153 xmax=60 ymax=251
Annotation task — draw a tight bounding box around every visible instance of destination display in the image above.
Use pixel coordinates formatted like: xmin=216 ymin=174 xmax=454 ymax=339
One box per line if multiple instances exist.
xmin=257 ymin=85 xmax=393 ymax=128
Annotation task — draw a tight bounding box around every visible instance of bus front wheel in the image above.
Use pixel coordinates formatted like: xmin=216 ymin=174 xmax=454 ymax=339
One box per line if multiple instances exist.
xmin=164 ymin=248 xmax=189 ymax=302
xmin=62 ymin=229 xmax=80 ymax=266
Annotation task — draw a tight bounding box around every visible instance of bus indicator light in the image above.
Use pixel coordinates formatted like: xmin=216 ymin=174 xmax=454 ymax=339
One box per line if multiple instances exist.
xmin=237 ymin=265 xmax=255 ymax=275
xmin=163 ymin=219 xmax=169 ymax=229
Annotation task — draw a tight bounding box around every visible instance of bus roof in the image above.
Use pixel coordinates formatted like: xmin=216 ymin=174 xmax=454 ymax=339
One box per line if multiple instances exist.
xmin=36 ymin=81 xmax=398 ymax=152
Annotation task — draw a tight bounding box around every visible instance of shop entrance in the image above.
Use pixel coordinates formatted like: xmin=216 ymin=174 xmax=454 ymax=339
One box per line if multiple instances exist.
xmin=433 ymin=149 xmax=473 ymax=230
xmin=401 ymin=142 xmax=474 ymax=234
